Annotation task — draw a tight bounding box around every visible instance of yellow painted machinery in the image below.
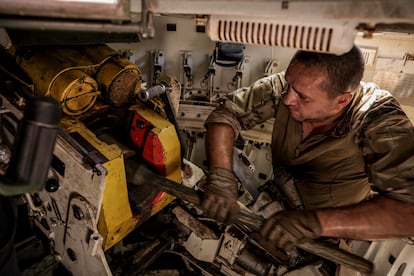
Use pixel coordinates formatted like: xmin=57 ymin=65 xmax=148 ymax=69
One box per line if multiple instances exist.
xmin=9 ymin=44 xmax=141 ymax=115
xmin=0 ymin=44 xmax=183 ymax=275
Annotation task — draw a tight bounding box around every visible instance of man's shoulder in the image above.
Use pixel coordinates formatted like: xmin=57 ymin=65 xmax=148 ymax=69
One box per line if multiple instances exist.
xmin=357 ymin=81 xmax=394 ymax=107
xmin=353 ymin=82 xmax=401 ymax=115
xmin=253 ymin=72 xmax=286 ymax=88
xmin=350 ymin=81 xmax=409 ymax=128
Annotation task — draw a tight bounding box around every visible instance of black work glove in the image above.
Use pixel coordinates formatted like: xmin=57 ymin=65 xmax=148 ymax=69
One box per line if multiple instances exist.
xmin=260 ymin=210 xmax=322 ymax=251
xmin=201 ymin=167 xmax=240 ymax=224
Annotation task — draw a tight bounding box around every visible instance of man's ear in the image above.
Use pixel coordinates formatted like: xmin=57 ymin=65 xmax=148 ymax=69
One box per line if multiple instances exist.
xmin=335 ymin=92 xmax=353 ymax=109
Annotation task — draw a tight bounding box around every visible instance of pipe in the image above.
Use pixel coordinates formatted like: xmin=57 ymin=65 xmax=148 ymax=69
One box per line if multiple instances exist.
xmin=125 ymin=159 xmax=374 ymax=275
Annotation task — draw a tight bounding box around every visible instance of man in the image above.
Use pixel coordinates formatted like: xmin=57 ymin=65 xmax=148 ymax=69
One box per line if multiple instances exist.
xmin=201 ymin=45 xmax=414 ymax=253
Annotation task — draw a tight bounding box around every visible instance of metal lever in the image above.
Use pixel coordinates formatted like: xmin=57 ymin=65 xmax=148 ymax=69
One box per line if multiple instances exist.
xmin=125 ymin=160 xmax=374 ymax=275
xmin=138 ymin=84 xmax=171 ymax=102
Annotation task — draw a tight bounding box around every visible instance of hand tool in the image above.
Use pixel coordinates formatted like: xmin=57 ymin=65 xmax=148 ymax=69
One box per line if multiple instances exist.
xmin=126 ymin=160 xmax=374 ymax=275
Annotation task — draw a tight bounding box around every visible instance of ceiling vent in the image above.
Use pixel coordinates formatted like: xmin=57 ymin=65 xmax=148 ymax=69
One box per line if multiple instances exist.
xmin=207 ymin=16 xmax=358 ymax=55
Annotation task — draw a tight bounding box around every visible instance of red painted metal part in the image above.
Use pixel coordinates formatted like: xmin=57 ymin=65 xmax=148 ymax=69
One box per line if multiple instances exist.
xmin=129 ymin=111 xmax=167 ymax=210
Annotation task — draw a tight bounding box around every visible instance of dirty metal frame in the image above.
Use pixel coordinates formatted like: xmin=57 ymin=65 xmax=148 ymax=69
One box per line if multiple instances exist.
xmin=148 ymin=0 xmax=413 ymax=21
xmin=1 ymin=1 xmax=414 ymax=38
xmin=0 ymin=0 xmax=155 ymax=39
xmin=126 ymin=161 xmax=374 ymax=275
xmin=148 ymin=0 xmax=414 ymax=33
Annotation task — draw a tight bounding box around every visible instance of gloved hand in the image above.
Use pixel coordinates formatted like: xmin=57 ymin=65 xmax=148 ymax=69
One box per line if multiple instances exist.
xmin=201 ymin=167 xmax=240 ymax=224
xmin=260 ymin=210 xmax=322 ymax=251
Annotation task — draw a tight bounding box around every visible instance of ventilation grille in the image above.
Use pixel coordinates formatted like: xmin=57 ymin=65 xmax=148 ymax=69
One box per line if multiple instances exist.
xmin=207 ymin=16 xmax=357 ymax=55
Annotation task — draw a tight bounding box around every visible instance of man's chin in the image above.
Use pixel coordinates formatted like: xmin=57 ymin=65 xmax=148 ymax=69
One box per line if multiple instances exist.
xmin=289 ymin=110 xmax=303 ymax=121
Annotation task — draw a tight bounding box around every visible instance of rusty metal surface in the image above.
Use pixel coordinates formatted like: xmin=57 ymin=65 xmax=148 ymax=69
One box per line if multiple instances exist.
xmin=106 ymin=66 xmax=139 ymax=107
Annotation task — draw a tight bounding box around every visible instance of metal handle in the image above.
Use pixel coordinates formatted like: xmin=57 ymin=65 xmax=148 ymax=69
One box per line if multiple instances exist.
xmin=126 ymin=160 xmax=373 ymax=275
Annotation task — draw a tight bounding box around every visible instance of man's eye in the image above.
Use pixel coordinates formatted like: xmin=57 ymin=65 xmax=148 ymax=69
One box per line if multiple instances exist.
xmin=299 ymin=94 xmax=307 ymax=100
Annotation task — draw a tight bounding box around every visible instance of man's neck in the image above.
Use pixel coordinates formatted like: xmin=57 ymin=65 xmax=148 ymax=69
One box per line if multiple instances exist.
xmin=302 ymin=112 xmax=344 ymax=140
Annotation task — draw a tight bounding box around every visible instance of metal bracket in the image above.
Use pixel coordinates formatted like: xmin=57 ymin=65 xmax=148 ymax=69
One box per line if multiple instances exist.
xmin=151 ymin=49 xmax=165 ymax=85
xmin=181 ymin=51 xmax=194 ymax=99
xmin=200 ymin=55 xmax=216 ymax=102
xmin=228 ymin=56 xmax=250 ymax=91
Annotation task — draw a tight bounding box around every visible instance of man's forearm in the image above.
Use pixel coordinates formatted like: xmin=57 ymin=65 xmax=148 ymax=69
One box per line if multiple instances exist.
xmin=316 ymin=196 xmax=414 ymax=240
xmin=205 ymin=123 xmax=235 ymax=170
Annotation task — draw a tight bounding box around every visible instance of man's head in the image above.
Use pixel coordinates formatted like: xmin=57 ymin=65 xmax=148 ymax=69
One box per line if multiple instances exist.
xmin=283 ymin=45 xmax=365 ymax=123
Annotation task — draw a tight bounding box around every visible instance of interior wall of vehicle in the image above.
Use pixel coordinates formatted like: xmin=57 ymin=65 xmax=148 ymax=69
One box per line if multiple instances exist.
xmin=110 ymin=14 xmax=414 ymax=122
xmin=2 ymin=10 xmax=414 ymax=275
xmin=355 ymin=32 xmax=414 ymax=123
xmin=108 ymin=14 xmax=414 ymax=175
xmin=110 ymin=15 xmax=296 ymax=98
